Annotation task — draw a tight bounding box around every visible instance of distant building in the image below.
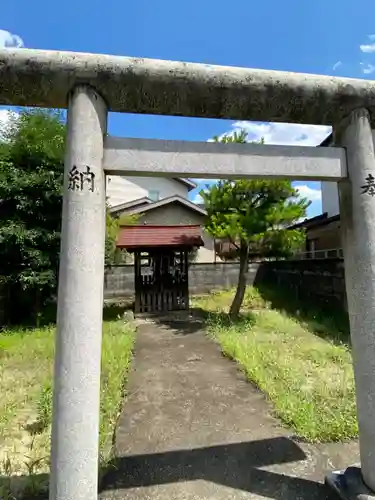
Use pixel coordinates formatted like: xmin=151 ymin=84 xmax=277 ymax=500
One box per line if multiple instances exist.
xmin=291 ymin=133 xmax=343 ymax=259
xmin=106 ymin=175 xmax=218 ymax=263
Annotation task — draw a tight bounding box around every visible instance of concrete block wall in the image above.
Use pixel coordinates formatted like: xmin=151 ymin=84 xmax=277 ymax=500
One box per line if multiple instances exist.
xmin=188 ymin=262 xmax=260 ymax=294
xmin=103 ymin=262 xmax=259 ymax=299
xmin=104 ymin=265 xmax=134 ymax=299
xmin=103 ymin=259 xmax=348 ymax=311
xmin=257 ymin=258 xmax=347 ymax=311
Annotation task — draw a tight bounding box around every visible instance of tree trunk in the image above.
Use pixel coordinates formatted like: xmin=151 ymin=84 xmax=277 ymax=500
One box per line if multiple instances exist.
xmin=35 ymin=288 xmax=41 ymax=328
xmin=229 ymin=242 xmax=249 ymax=320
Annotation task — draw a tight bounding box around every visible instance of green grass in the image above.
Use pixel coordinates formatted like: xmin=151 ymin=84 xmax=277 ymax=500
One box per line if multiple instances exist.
xmin=192 ymin=287 xmax=357 ymax=443
xmin=0 ymin=318 xmax=135 ymax=497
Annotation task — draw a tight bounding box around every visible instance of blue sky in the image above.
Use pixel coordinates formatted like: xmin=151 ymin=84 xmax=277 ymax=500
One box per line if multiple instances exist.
xmin=1 ymin=0 xmax=375 ymax=217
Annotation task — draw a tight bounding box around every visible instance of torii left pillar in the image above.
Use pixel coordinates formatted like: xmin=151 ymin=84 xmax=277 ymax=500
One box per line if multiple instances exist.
xmin=49 ymin=85 xmax=107 ymax=500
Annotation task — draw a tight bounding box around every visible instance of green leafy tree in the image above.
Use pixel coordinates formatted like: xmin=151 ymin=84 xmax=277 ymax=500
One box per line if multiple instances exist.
xmin=0 ymin=110 xmax=65 ymax=324
xmin=201 ymin=130 xmax=309 ymax=319
xmin=105 ymin=211 xmax=140 ymax=265
xmin=118 ymin=212 xmax=141 ymax=226
xmin=105 ymin=206 xmax=120 ymax=266
xmin=0 ymin=109 xmax=122 ymax=324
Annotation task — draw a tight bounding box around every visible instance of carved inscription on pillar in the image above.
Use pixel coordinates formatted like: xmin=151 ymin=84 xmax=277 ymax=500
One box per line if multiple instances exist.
xmin=68 ymin=165 xmax=96 ymax=192
xmin=361 ymin=173 xmax=375 ymax=196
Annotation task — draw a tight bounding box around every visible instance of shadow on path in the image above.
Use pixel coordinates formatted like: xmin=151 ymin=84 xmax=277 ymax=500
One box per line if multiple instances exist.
xmin=102 ymin=437 xmax=333 ymax=499
xmin=136 ymin=307 xmax=237 ymax=336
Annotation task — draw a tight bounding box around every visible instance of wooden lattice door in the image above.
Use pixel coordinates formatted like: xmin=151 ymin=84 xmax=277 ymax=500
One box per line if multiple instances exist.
xmin=134 ymin=248 xmax=189 ymax=313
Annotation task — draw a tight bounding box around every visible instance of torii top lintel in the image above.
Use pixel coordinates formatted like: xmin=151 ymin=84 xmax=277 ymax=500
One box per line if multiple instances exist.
xmin=1 ymin=48 xmax=375 ymax=126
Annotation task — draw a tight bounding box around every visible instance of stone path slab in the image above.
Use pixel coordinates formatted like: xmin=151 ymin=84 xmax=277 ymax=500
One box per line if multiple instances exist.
xmin=100 ymin=317 xmax=359 ymax=500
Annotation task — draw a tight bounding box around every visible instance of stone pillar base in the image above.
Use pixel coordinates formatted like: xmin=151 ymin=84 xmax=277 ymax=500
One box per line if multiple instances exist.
xmin=325 ymin=466 xmax=375 ymax=499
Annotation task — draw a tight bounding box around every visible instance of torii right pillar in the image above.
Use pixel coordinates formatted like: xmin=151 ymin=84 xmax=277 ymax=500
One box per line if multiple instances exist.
xmin=326 ymin=108 xmax=375 ymax=499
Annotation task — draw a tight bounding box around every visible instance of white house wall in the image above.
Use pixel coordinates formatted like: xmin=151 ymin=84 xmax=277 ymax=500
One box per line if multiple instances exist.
xmin=106 ymin=176 xmax=190 ymax=207
xmin=321 ymin=181 xmax=340 ymax=217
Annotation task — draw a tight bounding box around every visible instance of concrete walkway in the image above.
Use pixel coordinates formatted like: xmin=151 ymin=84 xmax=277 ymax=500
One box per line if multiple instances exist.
xmin=100 ymin=317 xmax=359 ymax=500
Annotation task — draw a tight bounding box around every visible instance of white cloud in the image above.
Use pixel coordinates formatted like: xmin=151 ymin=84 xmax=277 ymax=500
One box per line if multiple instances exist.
xmin=332 ymin=35 xmax=375 ymax=76
xmin=192 ymin=193 xmax=204 ymax=204
xmin=360 ymin=43 xmax=375 ymax=53
xmin=0 ymin=109 xmax=16 ymax=126
xmin=0 ymin=29 xmax=24 ymax=49
xmin=358 ymin=35 xmax=375 ymax=75
xmin=0 ymin=31 xmax=24 ymax=138
xmin=0 ymin=109 xmax=19 ymax=139
xmin=218 ymin=121 xmax=331 ymax=146
xmin=360 ymin=34 xmax=375 ymax=53
xmin=296 ymin=184 xmax=322 ymax=202
xmin=332 ymin=60 xmax=342 ymax=71
xmin=360 ymin=62 xmax=375 ymax=74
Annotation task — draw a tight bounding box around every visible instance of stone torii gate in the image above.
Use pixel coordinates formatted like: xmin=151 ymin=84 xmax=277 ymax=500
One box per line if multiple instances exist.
xmin=1 ymin=49 xmax=375 ymax=500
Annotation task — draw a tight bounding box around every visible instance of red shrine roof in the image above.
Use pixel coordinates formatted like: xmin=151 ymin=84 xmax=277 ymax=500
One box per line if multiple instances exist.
xmin=116 ymin=225 xmax=204 ymax=249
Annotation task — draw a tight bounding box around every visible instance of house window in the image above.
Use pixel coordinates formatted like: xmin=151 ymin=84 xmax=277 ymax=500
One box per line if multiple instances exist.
xmin=148 ymin=190 xmax=160 ymax=201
